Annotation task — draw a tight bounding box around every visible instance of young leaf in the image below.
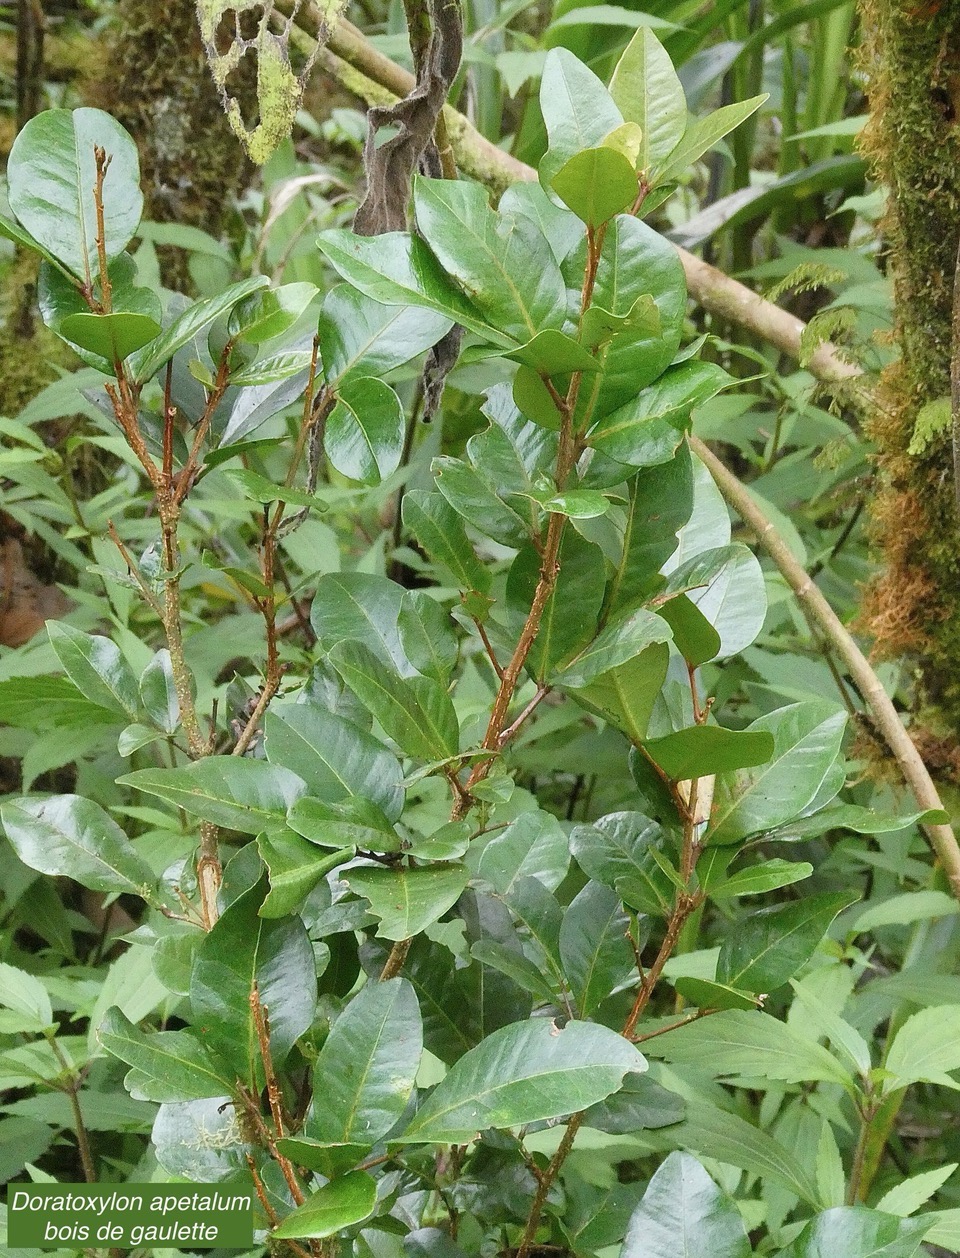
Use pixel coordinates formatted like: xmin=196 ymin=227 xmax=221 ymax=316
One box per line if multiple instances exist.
xmin=1 ymin=795 xmax=154 ymax=896
xmin=344 ymin=864 xmax=470 ymax=941
xmin=709 ymin=858 xmax=814 ymax=899
xmin=310 ymin=978 xmax=423 ymax=1145
xmin=399 ymin=1017 xmax=646 ymax=1143
xmin=271 ymin=1172 xmax=378 ymax=1240
xmin=875 ymin=1164 xmax=957 ymax=1216
xmin=657 ymin=96 xmax=768 ymax=187
xmin=550 ymin=147 xmax=639 ymax=226
xmin=0 ymin=964 xmax=53 ymax=1033
xmin=621 ymin=1151 xmax=751 ymax=1258
xmin=97 ymin=1008 xmax=233 ymax=1103
xmin=716 ymin=892 xmax=857 ymax=993
xmin=8 ymin=108 xmax=143 ymax=280
xmin=190 ymin=880 xmax=316 ymax=1088
xmin=609 ymin=29 xmax=687 ymax=175
xmin=329 ymin=641 xmax=460 ymax=761
xmin=324 ymin=377 xmax=405 ymax=486
xmin=884 ymin=1006 xmax=960 ymax=1093
xmin=539 ymin=49 xmax=624 ymax=187
xmin=118 ymin=758 xmax=305 ymax=833
xmin=227 ymin=282 xmax=319 ymax=343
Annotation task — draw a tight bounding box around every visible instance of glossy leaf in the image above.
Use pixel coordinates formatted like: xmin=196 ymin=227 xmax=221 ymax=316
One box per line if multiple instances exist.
xmin=608 ymin=446 xmax=694 ymax=608
xmin=8 ymin=108 xmax=143 ymax=279
xmin=48 ymin=622 xmax=139 ymax=720
xmin=287 ymin=795 xmax=403 ymax=852
xmin=398 ymin=590 xmax=458 ymax=683
xmin=476 ymin=810 xmax=569 ymax=894
xmin=672 ymin=977 xmax=761 ymax=1012
xmin=559 ymin=881 xmax=634 ymax=1017
xmin=345 ymin=864 xmax=469 ymax=941
xmin=665 ymin=543 xmax=766 ymax=658
xmin=318 ymin=284 xmax=453 ymax=383
xmin=776 ymin=1208 xmax=930 ymax=1258
xmin=325 ymin=376 xmax=405 ymax=486
xmin=657 ymin=96 xmax=768 ymax=187
xmin=414 ymin=177 xmax=567 ymax=342
xmin=643 ymin=726 xmax=774 ymax=781
xmin=551 ymin=147 xmax=638 ymax=226
xmin=504 ymin=329 xmax=600 ymax=375
xmin=317 ymin=229 xmax=506 ymax=343
xmin=118 ymin=758 xmax=305 ymax=833
xmin=402 ymin=490 xmax=491 ymax=594
xmin=559 ymin=607 xmax=673 ymax=688
xmin=709 ymin=858 xmax=814 ymax=899
xmin=581 ymin=1071 xmax=684 ymax=1134
xmin=271 ymin=1172 xmax=378 ymax=1239
xmin=609 ymin=29 xmax=687 ymax=174
xmin=621 ymin=1151 xmax=751 ymax=1258
xmin=228 ymin=282 xmax=318 ymax=343
xmin=570 ymin=812 xmax=674 ymax=917
xmin=708 ymin=703 xmax=848 ymax=845
xmin=310 ymin=978 xmax=423 ymax=1144
xmin=539 ymin=49 xmax=624 ymax=187
xmin=258 ymin=831 xmax=352 ymax=918
xmin=98 ymin=1008 xmax=233 ymax=1103
xmin=311 ymin=571 xmax=411 ymax=674
xmin=656 ymin=594 xmax=722 ymax=666
xmin=433 ymin=455 xmax=530 ymax=547
xmin=1 ymin=795 xmax=154 ymax=896
xmin=329 ymin=641 xmax=460 ymax=761
xmin=190 ymin=880 xmax=316 ymax=1087
xmin=716 ymin=892 xmax=857 ymax=993
xmin=399 ymin=1017 xmax=645 ymax=1143
xmin=128 ymin=275 xmax=269 ymax=382
xmin=264 ymin=702 xmax=404 ymax=820
xmin=139 ymin=649 xmax=180 ymax=734
xmin=58 ymin=311 xmax=161 ymax=362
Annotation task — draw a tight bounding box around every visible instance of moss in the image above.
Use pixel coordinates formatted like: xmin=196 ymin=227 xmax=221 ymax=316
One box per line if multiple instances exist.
xmin=0 ymin=253 xmax=70 ymax=417
xmin=857 ymin=0 xmax=960 ymax=728
xmin=88 ymin=0 xmax=254 ymax=289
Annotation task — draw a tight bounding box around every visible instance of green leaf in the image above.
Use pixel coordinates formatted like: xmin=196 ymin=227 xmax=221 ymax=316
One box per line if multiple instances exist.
xmin=657 ymin=96 xmax=768 ymax=187
xmin=310 ymin=978 xmax=423 ymax=1144
xmin=647 ymin=1010 xmax=852 ymax=1088
xmin=665 ymin=543 xmax=766 ymax=658
xmin=570 ymin=812 xmax=674 ymax=917
xmin=643 ymin=726 xmax=774 ymax=781
xmin=228 ymin=282 xmax=319 ymax=343
xmin=325 ymin=376 xmax=405 ymax=486
xmin=118 ymin=757 xmax=306 ymax=834
xmin=190 ymin=879 xmax=316 ymax=1088
xmin=344 ymin=864 xmax=470 ymax=941
xmin=776 ymin=1208 xmax=930 ymax=1258
xmin=621 ymin=1151 xmax=751 ymax=1258
xmin=433 ymin=455 xmax=531 ymax=547
xmin=398 ymin=590 xmax=458 ymax=683
xmin=876 ymin=1165 xmax=958 ymax=1216
xmin=329 ymin=641 xmax=460 ymax=761
xmin=709 ymin=858 xmax=814 ymax=899
xmin=139 ymin=649 xmax=180 ymax=734
xmin=271 ymin=1172 xmax=378 ymax=1240
xmin=8 ymin=108 xmax=143 ymax=280
xmin=716 ymin=892 xmax=856 ymax=993
xmin=581 ymin=1071 xmax=684 ymax=1134
xmin=0 ymin=211 xmax=75 ymax=278
xmin=258 ymin=830 xmax=352 ymax=918
xmin=311 ymin=571 xmax=411 ymax=674
xmin=318 ymin=284 xmax=453 ymax=384
xmin=559 ymin=881 xmax=634 ymax=1017
xmin=0 ymin=964 xmax=53 ymax=1033
xmin=503 ymin=329 xmax=601 ymax=375
xmin=851 ymin=890 xmax=959 ymax=932
xmin=402 ymin=490 xmax=491 ymax=594
xmin=48 ymin=621 xmax=140 ymax=720
xmin=506 ymin=531 xmax=606 ymax=680
xmin=128 ymin=275 xmax=269 ymax=382
xmin=655 ymin=594 xmax=722 ymax=667
xmin=97 ymin=1008 xmax=233 ymax=1102
xmin=399 ymin=1017 xmax=645 ymax=1143
xmin=317 ymin=229 xmax=506 ymax=343
xmin=588 ymin=361 xmax=734 ymax=466
xmin=476 ymin=810 xmax=569 ymax=894
xmin=414 ymin=177 xmax=567 ymax=343
xmin=264 ymin=702 xmax=404 ymax=821
xmin=1 ymin=795 xmax=154 ymax=896
xmin=672 ymin=977 xmax=760 ymax=1011
xmin=541 ymin=489 xmax=611 ymax=518
xmin=551 ymin=147 xmax=639 ymax=226
xmin=708 ymin=703 xmax=848 ymax=845
xmin=884 ymin=1006 xmax=960 ymax=1093
xmin=608 ymin=446 xmax=693 ymax=609
xmin=230 ymin=348 xmax=313 ymax=386
xmin=57 ymin=311 xmax=161 ymax=362
xmin=609 ymin=29 xmax=687 ymax=175
xmin=539 ymin=49 xmax=624 ymax=187
xmin=287 ymin=795 xmax=403 ymax=853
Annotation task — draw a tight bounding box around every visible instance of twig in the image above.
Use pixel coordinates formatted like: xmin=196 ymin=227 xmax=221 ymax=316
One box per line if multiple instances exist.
xmin=48 ymin=1035 xmax=96 ymax=1183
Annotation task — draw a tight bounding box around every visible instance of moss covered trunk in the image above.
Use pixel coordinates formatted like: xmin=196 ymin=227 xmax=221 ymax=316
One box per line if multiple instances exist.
xmin=858 ymin=0 xmax=960 ymax=733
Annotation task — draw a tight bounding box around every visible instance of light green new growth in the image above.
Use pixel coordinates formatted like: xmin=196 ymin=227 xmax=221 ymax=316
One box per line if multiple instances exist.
xmin=194 ymin=0 xmax=345 ymax=163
